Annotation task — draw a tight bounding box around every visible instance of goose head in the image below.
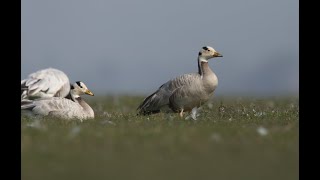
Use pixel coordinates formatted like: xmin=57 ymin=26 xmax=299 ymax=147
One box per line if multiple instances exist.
xmin=198 ymin=46 xmax=223 ymax=62
xmin=70 ymin=81 xmax=94 ymax=98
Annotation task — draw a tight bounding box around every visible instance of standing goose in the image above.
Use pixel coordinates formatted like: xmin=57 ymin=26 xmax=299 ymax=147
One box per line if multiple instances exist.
xmin=137 ymin=46 xmax=223 ymax=117
xmin=21 ymin=81 xmax=95 ymax=120
xmin=21 ymin=68 xmax=70 ymax=100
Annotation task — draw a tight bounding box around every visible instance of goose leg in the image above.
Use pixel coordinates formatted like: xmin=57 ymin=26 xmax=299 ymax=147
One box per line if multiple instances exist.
xmin=179 ymin=109 xmax=184 ymax=118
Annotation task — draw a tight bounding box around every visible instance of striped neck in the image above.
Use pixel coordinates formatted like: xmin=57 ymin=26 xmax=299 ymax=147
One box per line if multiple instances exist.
xmin=198 ymin=57 xmax=208 ymax=78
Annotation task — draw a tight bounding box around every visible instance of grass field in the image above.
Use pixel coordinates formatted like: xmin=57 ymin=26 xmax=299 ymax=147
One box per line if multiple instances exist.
xmin=21 ymin=96 xmax=299 ymax=180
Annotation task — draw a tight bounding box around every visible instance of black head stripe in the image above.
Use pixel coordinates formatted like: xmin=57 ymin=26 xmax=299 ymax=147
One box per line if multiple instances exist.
xmin=198 ymin=52 xmax=202 ymax=56
xmin=70 ymin=85 xmax=75 ymax=89
xmin=76 ymin=81 xmax=82 ymax=88
xmin=202 ymin=46 xmax=208 ymax=50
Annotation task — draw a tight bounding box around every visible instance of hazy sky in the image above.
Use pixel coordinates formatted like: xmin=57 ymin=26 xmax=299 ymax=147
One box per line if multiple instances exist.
xmin=21 ymin=0 xmax=299 ymax=96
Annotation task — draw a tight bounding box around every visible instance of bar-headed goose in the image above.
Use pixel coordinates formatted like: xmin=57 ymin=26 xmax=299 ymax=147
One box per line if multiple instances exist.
xmin=137 ymin=46 xmax=223 ymax=117
xmin=21 ymin=68 xmax=70 ymax=100
xmin=21 ymin=81 xmax=94 ymax=120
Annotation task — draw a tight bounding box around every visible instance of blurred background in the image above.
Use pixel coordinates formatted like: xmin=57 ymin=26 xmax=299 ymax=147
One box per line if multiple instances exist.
xmin=21 ymin=0 xmax=298 ymax=96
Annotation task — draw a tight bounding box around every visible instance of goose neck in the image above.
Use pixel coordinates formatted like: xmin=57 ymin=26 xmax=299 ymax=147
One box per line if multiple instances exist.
xmin=198 ymin=57 xmax=211 ymax=78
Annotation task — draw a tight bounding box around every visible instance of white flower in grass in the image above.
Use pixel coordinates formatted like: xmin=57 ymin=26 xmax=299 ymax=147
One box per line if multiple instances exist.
xmin=103 ymin=111 xmax=112 ymax=118
xmin=257 ymin=126 xmax=268 ymax=136
xmin=101 ymin=120 xmax=116 ymax=125
xmin=254 ymin=112 xmax=266 ymax=117
xmin=185 ymin=107 xmax=200 ymax=120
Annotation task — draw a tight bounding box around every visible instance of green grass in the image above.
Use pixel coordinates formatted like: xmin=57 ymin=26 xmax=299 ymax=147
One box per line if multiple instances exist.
xmin=21 ymin=96 xmax=299 ymax=180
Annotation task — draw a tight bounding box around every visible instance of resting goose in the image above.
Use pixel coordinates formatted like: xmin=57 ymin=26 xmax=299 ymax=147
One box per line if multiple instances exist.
xmin=137 ymin=46 xmax=223 ymax=117
xmin=21 ymin=68 xmax=70 ymax=100
xmin=21 ymin=81 xmax=95 ymax=120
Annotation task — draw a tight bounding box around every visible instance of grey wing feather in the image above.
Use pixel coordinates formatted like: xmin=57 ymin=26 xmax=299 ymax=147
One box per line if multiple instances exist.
xmin=169 ymin=74 xmax=215 ymax=112
xmin=169 ymin=84 xmax=203 ymax=112
xmin=21 ymin=99 xmax=36 ymax=110
xmin=21 ymin=68 xmax=70 ymax=100
xmin=137 ymin=73 xmax=200 ymax=115
xmin=21 ymin=98 xmax=85 ymax=119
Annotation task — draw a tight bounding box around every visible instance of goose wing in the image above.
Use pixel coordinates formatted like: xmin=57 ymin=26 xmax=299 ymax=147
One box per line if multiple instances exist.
xmin=168 ymin=80 xmax=207 ymax=112
xmin=21 ymin=98 xmax=86 ymax=119
xmin=137 ymin=73 xmax=200 ymax=114
xmin=21 ymin=68 xmax=70 ymax=100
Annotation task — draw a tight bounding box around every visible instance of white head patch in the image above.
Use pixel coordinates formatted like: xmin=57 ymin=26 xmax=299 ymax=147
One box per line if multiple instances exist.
xmin=198 ymin=46 xmax=220 ymax=61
